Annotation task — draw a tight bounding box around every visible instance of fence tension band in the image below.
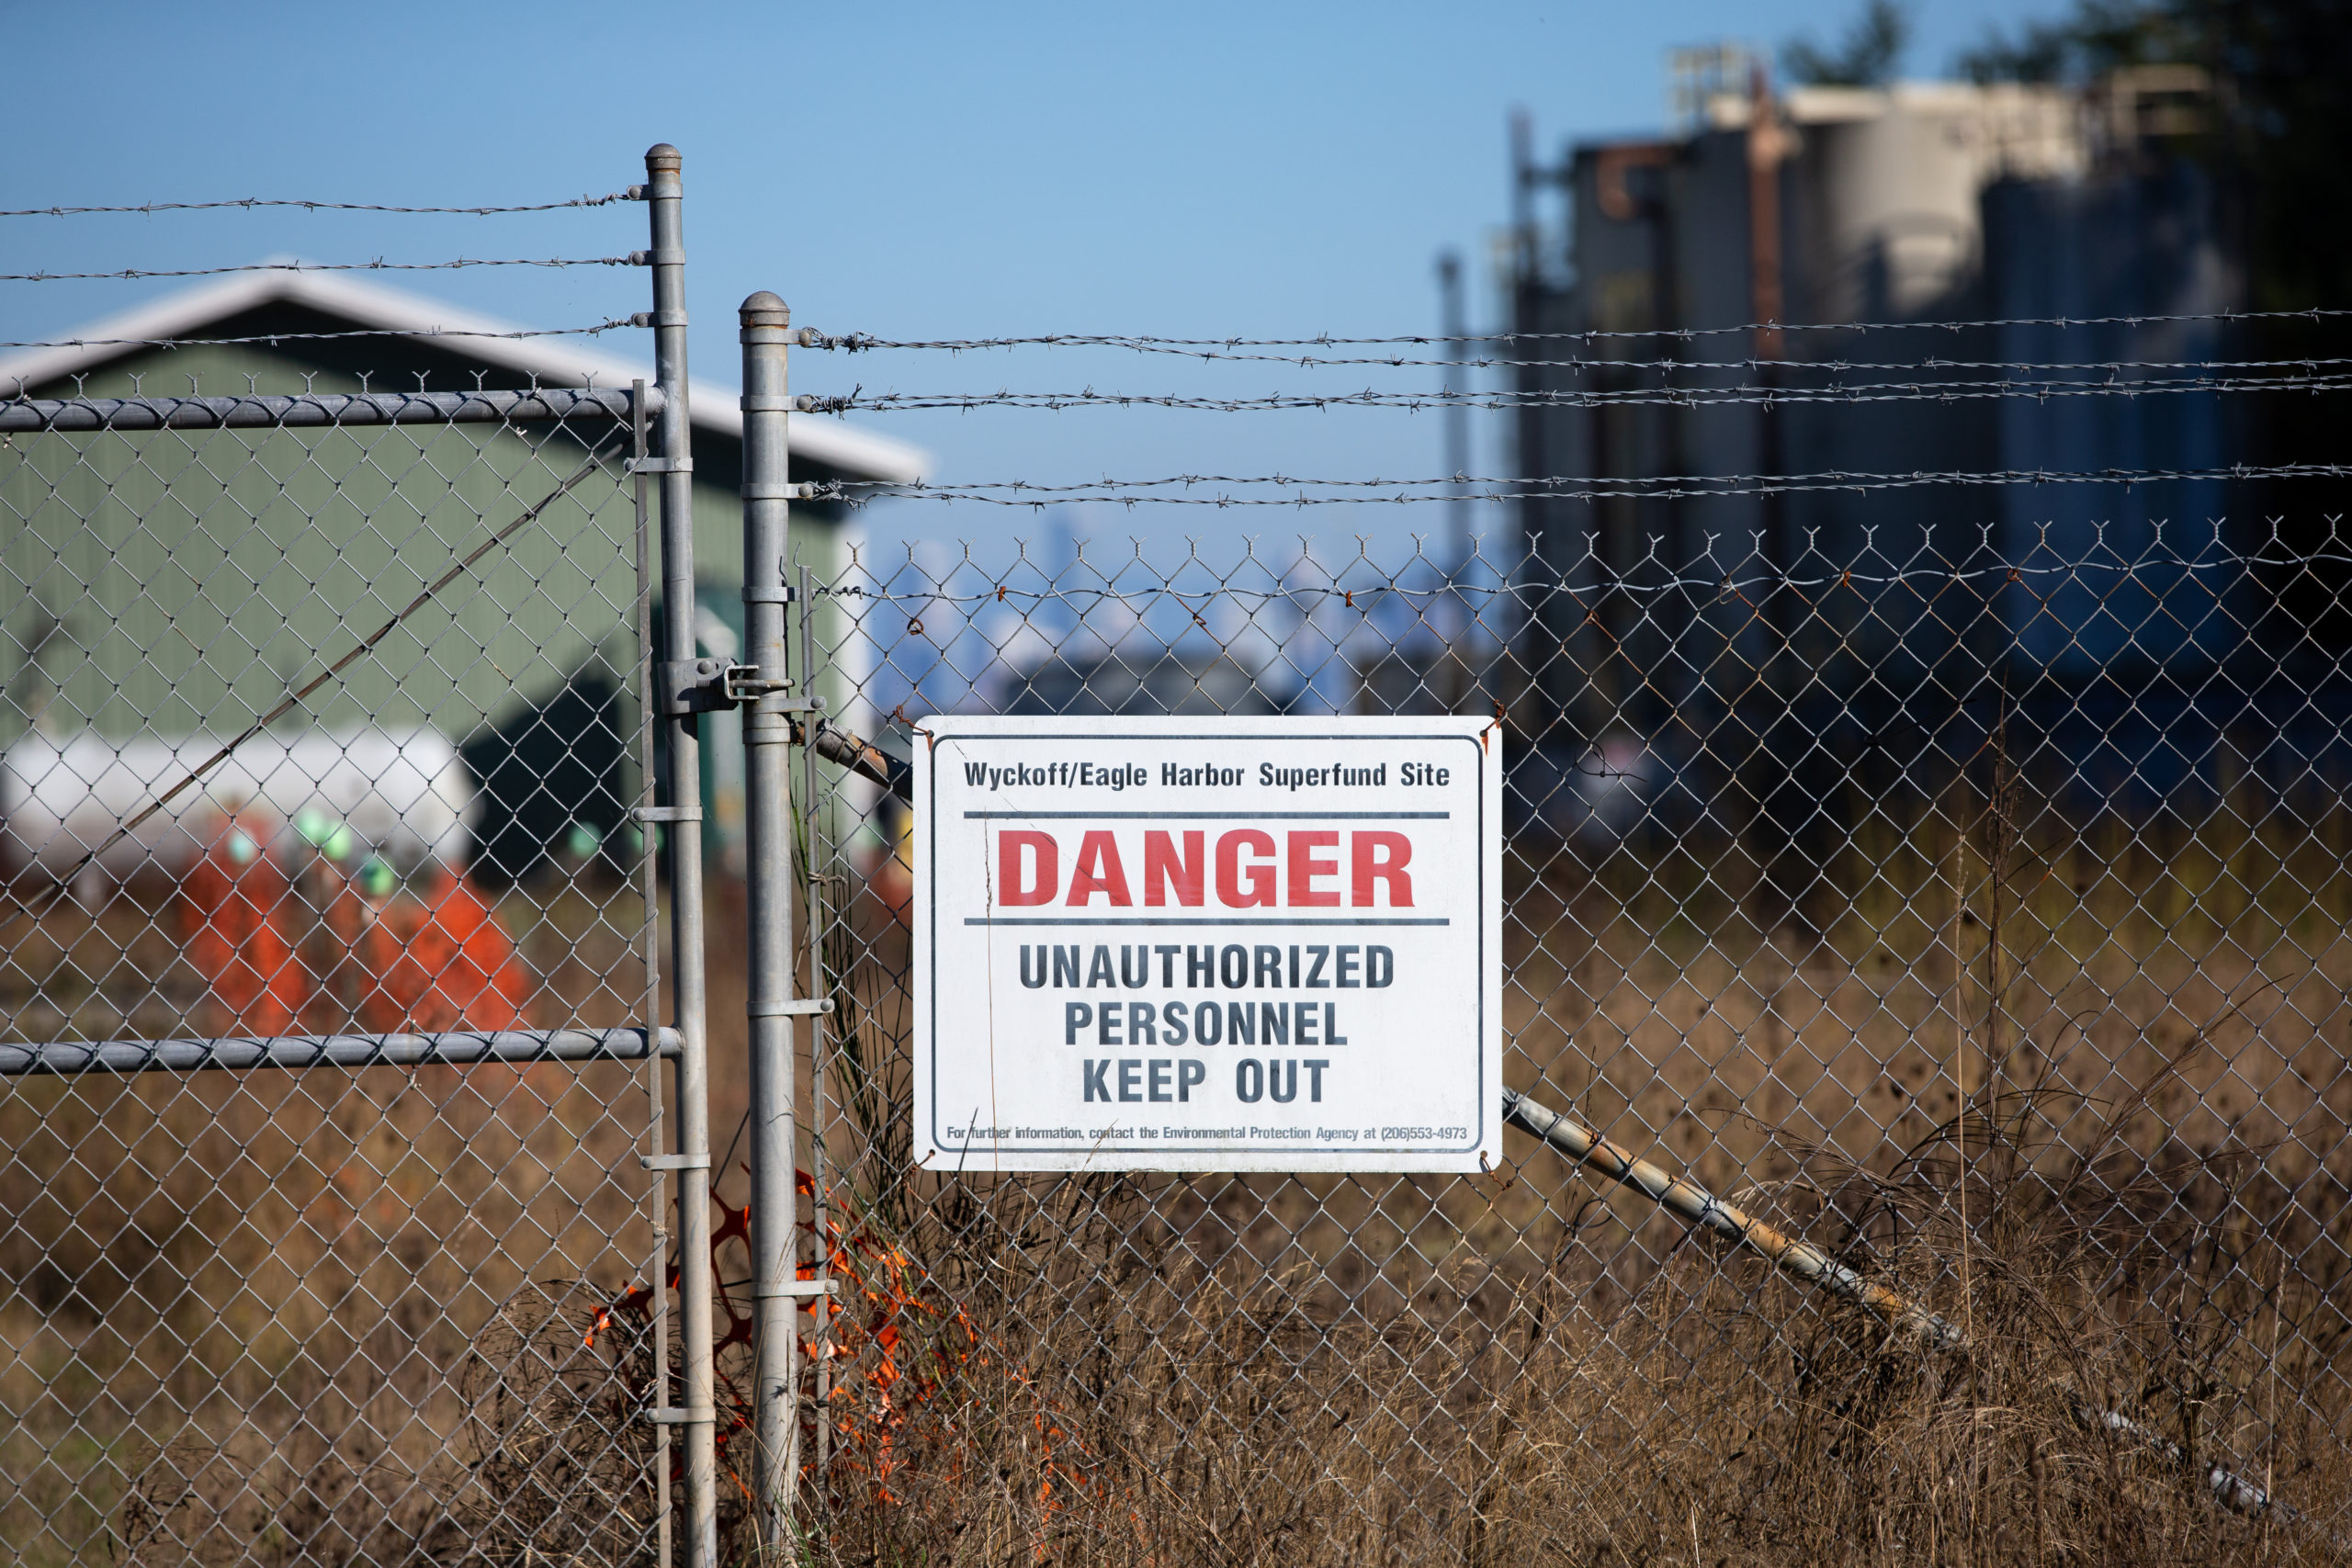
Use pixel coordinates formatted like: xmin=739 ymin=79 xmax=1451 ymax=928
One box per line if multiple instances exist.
xmin=632 ymin=804 xmax=702 ymax=823
xmin=641 ymin=1152 xmax=711 ymax=1172
xmin=650 ymin=1407 xmax=718 ymax=1426
xmin=741 ymin=584 xmax=797 ymax=604
xmin=753 ymin=1280 xmax=838 ymax=1300
xmin=748 ymin=998 xmax=834 ymax=1018
xmin=626 ymin=456 xmax=692 ymax=475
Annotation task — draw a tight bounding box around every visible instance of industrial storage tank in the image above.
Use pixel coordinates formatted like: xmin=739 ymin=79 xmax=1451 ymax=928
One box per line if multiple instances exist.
xmin=0 ymin=727 xmax=475 ymax=883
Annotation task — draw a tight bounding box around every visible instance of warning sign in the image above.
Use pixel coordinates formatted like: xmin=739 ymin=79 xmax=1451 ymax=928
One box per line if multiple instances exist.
xmin=911 ymin=716 xmax=1501 ymax=1172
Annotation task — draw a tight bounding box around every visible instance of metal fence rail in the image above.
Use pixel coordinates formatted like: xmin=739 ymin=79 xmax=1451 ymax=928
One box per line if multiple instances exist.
xmin=0 ymin=1028 xmax=680 ymax=1075
xmin=0 ymin=388 xmax=658 ymax=434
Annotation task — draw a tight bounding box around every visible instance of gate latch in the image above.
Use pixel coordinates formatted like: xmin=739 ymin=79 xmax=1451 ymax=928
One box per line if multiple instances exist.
xmin=655 ymin=658 xmax=793 ymax=716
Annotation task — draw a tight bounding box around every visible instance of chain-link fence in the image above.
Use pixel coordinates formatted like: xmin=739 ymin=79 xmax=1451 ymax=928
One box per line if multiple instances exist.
xmin=779 ymin=525 xmax=2352 ymax=1565
xmin=0 ymin=154 xmax=713 ymax=1568
xmin=8 ymin=141 xmax=2352 ymax=1568
xmin=0 ymin=386 xmax=673 ymax=1566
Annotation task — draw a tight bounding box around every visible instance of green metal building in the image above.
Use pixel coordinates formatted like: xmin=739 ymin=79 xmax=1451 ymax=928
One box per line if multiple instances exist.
xmin=0 ymin=271 xmax=923 ymax=877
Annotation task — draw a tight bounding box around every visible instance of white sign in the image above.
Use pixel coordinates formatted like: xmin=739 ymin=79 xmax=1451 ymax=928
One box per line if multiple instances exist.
xmin=911 ymin=716 xmax=1501 ymax=1172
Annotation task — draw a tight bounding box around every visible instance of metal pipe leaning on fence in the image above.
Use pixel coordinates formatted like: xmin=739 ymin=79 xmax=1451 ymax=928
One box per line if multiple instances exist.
xmin=792 ymin=716 xmax=911 ymax=802
xmin=1498 ymin=1088 xmax=2317 ymax=1536
xmin=1500 ymin=1089 xmax=1960 ymax=1347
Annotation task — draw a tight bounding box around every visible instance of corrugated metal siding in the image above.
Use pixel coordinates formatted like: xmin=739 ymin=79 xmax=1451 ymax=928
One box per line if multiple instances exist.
xmin=5 ymin=338 xmax=864 ymax=868
xmin=3 ymin=344 xmax=639 ymax=747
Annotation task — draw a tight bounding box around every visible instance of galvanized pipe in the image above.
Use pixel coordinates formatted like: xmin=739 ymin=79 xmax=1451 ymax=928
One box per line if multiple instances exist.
xmin=644 ymin=141 xmax=719 ymax=1568
xmin=630 ymin=378 xmax=675 ymax=1568
xmin=1503 ymin=1089 xmax=1962 ymax=1345
xmin=1501 ymin=1088 xmax=2311 ymax=1530
xmin=0 ymin=386 xmax=660 ymax=433
xmin=0 ymin=1028 xmax=679 ymax=1076
xmin=800 ymin=716 xmax=912 ymax=802
xmin=739 ymin=290 xmax=801 ymax=1545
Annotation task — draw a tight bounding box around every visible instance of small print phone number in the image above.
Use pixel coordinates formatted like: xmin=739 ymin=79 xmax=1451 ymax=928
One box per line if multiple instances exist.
xmin=1379 ymin=1126 xmax=1469 ymax=1141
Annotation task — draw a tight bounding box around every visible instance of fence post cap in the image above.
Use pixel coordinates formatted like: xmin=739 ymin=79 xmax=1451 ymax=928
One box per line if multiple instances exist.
xmin=740 ymin=292 xmax=791 ymax=330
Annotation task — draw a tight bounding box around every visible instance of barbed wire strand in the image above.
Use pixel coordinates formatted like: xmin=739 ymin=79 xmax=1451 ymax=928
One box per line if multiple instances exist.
xmin=0 ymin=256 xmax=638 ymax=282
xmin=838 ymin=346 xmax=2352 ymax=373
xmin=1 ymin=192 xmax=639 ymax=219
xmin=801 ymin=306 xmax=2352 ymax=354
xmin=798 ymin=371 xmax=2352 ymax=415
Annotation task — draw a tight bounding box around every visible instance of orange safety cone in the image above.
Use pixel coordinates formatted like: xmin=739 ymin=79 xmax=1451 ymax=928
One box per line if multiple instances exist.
xmin=432 ymin=867 xmax=533 ymax=1031
xmin=363 ymin=864 xmax=531 ymax=1032
xmin=179 ymin=810 xmax=306 ymax=1036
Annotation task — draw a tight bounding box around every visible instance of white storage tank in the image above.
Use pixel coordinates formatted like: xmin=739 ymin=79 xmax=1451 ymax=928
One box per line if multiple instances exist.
xmin=0 ymin=727 xmax=475 ymax=879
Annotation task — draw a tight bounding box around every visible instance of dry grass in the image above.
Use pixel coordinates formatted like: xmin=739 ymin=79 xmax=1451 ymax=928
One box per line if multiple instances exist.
xmin=3 ymin=780 xmax=2350 ymax=1565
xmin=772 ymin=784 xmax=2352 ymax=1567
xmin=776 ymin=1103 xmax=2352 ymax=1567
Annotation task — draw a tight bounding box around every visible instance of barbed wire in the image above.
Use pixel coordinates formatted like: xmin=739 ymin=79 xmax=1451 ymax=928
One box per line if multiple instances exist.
xmin=799 ymin=369 xmax=2352 ymax=415
xmin=799 ymin=307 xmax=2352 ymax=355
xmin=0 ymin=320 xmax=639 ymax=352
xmin=808 ymin=340 xmax=2352 ymax=374
xmin=827 ymin=463 xmax=2352 ymax=509
xmin=0 ymin=256 xmax=638 ymax=282
xmin=0 ymin=192 xmax=640 ymax=219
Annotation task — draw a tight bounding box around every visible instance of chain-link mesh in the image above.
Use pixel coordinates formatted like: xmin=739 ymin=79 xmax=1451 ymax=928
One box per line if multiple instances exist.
xmin=775 ymin=525 xmax=2352 ymax=1564
xmin=0 ymin=395 xmax=670 ymax=1565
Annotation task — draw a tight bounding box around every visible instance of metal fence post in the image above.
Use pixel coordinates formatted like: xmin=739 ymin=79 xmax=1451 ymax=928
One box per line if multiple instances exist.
xmin=739 ymin=290 xmax=802 ymax=1548
xmin=642 ymin=142 xmax=719 ymax=1568
xmin=629 ymin=377 xmax=674 ymax=1568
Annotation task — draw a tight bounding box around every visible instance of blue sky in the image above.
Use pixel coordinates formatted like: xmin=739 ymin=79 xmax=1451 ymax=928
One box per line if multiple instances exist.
xmin=6 ymin=1 xmax=2066 ymax=566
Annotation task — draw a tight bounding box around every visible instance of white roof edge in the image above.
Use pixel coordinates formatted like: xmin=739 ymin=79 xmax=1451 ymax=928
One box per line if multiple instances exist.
xmin=0 ymin=269 xmax=929 ymax=483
